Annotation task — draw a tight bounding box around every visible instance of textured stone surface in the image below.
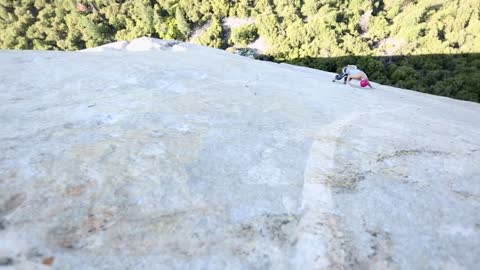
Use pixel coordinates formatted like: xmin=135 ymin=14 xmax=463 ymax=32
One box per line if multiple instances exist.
xmin=0 ymin=38 xmax=479 ymax=269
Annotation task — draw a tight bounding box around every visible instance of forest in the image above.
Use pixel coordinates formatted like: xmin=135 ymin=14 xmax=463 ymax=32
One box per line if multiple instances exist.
xmin=1 ymin=0 xmax=479 ymax=102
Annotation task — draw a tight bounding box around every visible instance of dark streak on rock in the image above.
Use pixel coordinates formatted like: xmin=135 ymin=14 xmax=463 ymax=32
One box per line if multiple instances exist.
xmin=47 ymin=225 xmax=82 ymax=250
xmin=1 ymin=193 xmax=27 ymax=215
xmin=452 ymin=190 xmax=480 ymax=201
xmin=329 ymin=171 xmax=366 ymax=192
xmin=0 ymin=257 xmax=14 ymax=266
xmin=63 ymin=123 xmax=74 ymax=129
xmin=26 ymin=247 xmax=43 ymax=259
xmin=376 ymin=149 xmax=449 ymax=162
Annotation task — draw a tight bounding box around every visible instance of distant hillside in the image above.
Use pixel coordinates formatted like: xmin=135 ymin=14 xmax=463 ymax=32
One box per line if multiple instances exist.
xmin=1 ymin=0 xmax=479 ymax=101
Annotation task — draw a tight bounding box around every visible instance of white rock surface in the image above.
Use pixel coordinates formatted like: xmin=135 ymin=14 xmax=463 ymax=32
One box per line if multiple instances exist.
xmin=223 ymin=17 xmax=256 ymax=28
xmin=0 ymin=38 xmax=479 ymax=270
xmin=247 ymin=37 xmax=270 ymax=54
xmin=81 ymin=37 xmax=184 ymax=52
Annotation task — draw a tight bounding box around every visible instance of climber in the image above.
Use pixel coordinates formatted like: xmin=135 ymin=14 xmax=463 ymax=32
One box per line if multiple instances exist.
xmin=332 ymin=65 xmax=357 ymax=83
xmin=332 ymin=65 xmax=373 ymax=88
xmin=346 ymin=68 xmax=373 ymax=88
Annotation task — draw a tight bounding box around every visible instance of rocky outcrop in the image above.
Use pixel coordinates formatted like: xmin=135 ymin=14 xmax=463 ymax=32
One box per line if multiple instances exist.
xmin=0 ymin=38 xmax=479 ymax=269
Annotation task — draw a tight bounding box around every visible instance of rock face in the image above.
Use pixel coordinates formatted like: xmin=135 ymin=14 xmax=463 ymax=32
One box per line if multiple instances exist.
xmin=0 ymin=38 xmax=479 ymax=270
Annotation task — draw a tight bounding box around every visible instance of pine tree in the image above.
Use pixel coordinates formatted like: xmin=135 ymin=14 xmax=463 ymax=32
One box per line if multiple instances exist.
xmin=197 ymin=16 xmax=225 ymax=48
xmin=175 ymin=7 xmax=190 ymax=37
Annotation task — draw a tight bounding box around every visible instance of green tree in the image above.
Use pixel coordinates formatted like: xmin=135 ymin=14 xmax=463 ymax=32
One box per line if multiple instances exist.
xmin=175 ymin=7 xmax=190 ymax=37
xmin=197 ymin=16 xmax=225 ymax=48
xmin=229 ymin=24 xmax=258 ymax=46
